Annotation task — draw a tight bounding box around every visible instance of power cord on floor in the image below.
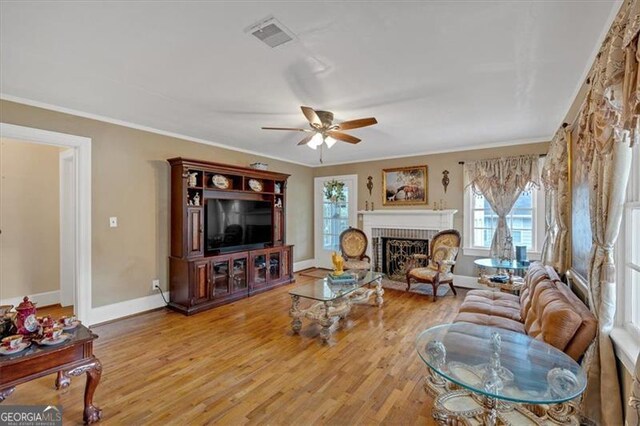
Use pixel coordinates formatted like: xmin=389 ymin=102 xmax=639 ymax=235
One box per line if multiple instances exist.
xmin=154 ymin=284 xmax=169 ymax=305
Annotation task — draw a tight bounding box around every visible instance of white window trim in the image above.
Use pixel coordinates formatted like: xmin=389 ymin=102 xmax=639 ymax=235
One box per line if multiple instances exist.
xmin=612 ymin=142 xmax=640 ymax=374
xmin=462 ymin=185 xmax=545 ymax=260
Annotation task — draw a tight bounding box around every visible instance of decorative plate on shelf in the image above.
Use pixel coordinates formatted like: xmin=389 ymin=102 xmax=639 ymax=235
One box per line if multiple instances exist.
xmin=211 ymin=174 xmax=230 ymax=189
xmin=248 ymin=179 xmax=263 ymax=192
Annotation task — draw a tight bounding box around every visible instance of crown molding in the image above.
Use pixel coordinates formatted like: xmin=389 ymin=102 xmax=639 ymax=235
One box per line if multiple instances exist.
xmin=0 ymin=94 xmax=313 ymax=167
xmin=2 ymin=94 xmax=550 ymax=168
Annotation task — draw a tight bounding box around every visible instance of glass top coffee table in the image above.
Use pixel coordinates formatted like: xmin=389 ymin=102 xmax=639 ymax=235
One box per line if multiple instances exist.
xmin=289 ymin=271 xmax=384 ymax=342
xmin=416 ymin=322 xmax=586 ymax=425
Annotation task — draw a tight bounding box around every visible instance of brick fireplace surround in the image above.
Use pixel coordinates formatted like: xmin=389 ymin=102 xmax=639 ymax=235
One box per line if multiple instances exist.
xmin=358 ymin=210 xmax=458 ymax=277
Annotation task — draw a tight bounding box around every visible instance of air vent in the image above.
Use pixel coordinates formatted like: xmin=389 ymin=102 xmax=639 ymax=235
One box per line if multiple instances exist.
xmin=245 ymin=16 xmax=296 ymax=48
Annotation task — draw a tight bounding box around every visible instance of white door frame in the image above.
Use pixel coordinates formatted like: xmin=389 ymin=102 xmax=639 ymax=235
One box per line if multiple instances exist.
xmin=0 ymin=123 xmax=91 ymax=323
xmin=59 ymin=149 xmax=76 ymax=307
xmin=314 ymin=174 xmax=358 ymax=268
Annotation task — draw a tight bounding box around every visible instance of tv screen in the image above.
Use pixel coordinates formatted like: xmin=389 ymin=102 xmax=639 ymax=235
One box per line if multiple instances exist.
xmin=205 ymin=199 xmax=272 ymax=252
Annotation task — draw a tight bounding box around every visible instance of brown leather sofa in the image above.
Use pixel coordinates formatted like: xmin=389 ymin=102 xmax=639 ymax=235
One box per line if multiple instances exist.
xmin=453 ymin=262 xmax=597 ymax=361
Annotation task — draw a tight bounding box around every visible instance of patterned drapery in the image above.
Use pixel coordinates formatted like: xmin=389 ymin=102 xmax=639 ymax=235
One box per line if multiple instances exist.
xmin=541 ymin=129 xmax=570 ymax=272
xmin=464 ymin=155 xmax=540 ymax=259
xmin=541 ymin=1 xmax=640 ymax=424
xmin=629 ymin=353 xmax=640 ymax=425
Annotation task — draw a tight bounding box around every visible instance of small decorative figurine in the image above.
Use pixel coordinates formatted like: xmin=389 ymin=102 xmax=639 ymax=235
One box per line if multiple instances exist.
xmin=187 ymin=172 xmax=198 ymax=188
xmin=275 ymin=198 xmax=283 ymax=208
xmin=366 ymin=176 xmax=373 ymax=196
xmin=16 ymin=297 xmax=38 ymax=335
xmin=275 ymin=183 xmax=281 ymax=194
xmin=371 ymin=202 xmax=375 ymax=211
xmin=441 ymin=170 xmax=450 ymax=193
xmin=365 ymin=201 xmax=369 ymax=211
xmin=193 ymin=193 xmax=201 ymax=206
xmin=331 ymin=252 xmax=345 ymax=276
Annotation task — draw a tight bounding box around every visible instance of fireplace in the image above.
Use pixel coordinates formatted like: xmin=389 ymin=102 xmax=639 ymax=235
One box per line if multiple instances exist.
xmin=359 ymin=209 xmax=458 ymax=281
xmin=381 ymin=237 xmax=429 ymax=281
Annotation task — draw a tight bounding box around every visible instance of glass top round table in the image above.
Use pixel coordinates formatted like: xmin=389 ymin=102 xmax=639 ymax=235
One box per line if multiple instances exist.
xmin=415 ymin=322 xmax=586 ymax=405
xmin=474 ymin=258 xmax=529 ymax=271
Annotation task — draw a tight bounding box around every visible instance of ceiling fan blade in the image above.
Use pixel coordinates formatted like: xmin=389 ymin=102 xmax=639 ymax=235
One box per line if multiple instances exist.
xmin=327 ymin=131 xmax=361 ymax=144
xmin=336 ymin=117 xmax=378 ymax=131
xmin=261 ymin=127 xmax=311 ymax=132
xmin=297 ymin=133 xmax=316 ymax=146
xmin=301 ymin=106 xmax=322 ymax=128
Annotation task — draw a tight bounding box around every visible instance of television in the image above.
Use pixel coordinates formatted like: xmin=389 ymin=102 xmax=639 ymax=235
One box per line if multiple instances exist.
xmin=205 ymin=198 xmax=272 ymax=253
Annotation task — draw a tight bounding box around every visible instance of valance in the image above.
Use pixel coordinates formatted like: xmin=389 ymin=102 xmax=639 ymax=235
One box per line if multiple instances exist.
xmin=465 ymin=155 xmax=540 ymax=196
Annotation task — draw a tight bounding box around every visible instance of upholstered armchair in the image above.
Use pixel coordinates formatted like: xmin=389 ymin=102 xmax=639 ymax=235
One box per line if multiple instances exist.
xmin=406 ymin=229 xmax=460 ymax=301
xmin=339 ymin=227 xmax=371 ymax=271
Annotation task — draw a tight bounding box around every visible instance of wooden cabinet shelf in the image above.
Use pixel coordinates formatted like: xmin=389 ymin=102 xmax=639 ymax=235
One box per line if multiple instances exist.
xmin=168 ymin=158 xmax=293 ymax=316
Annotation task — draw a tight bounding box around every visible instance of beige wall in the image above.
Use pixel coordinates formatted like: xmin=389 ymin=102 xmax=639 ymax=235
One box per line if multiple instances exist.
xmin=1 ymin=138 xmax=61 ymax=299
xmin=0 ymin=100 xmax=314 ymax=307
xmin=314 ymin=142 xmax=550 ymax=276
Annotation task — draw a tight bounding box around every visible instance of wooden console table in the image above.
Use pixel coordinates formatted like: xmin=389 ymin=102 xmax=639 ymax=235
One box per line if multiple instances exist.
xmin=0 ymin=325 xmax=102 ymax=424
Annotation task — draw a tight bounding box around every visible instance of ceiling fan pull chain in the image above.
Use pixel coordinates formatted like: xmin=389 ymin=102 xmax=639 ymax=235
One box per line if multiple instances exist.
xmin=319 ymin=144 xmax=324 ymax=164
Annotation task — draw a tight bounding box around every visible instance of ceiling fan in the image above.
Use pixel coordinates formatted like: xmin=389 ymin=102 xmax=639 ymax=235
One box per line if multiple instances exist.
xmin=262 ymin=106 xmax=377 ymax=151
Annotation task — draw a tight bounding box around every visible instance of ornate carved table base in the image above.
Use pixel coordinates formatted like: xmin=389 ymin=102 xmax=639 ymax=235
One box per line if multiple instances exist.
xmin=424 ymin=369 xmax=580 ymax=425
xmin=289 ymin=276 xmax=384 ymax=342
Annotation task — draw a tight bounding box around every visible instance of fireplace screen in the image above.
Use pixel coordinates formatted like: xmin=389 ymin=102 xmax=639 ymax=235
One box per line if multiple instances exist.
xmin=382 ymin=238 xmax=429 ymax=281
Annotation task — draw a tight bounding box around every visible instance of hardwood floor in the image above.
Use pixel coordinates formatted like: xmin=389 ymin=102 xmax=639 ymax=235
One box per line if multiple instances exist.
xmin=6 ymin=274 xmax=465 ymax=425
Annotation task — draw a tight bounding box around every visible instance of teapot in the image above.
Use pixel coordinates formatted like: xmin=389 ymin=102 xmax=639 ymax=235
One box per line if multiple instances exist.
xmin=16 ymin=297 xmax=38 ymax=335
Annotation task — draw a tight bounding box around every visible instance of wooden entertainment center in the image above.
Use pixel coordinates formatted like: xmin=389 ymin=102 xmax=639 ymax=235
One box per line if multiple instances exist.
xmin=167 ymin=158 xmax=294 ymax=315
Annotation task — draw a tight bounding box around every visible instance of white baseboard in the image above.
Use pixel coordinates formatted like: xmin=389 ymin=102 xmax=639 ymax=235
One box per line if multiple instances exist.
xmin=1 ymin=290 xmax=60 ymax=308
xmin=87 ymin=291 xmax=169 ymax=326
xmin=293 ymin=259 xmax=315 ymax=272
xmin=453 ymin=275 xmax=481 ymax=289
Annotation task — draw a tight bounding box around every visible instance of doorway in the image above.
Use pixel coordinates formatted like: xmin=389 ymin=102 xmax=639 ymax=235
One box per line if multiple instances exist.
xmin=0 ymin=123 xmax=91 ymax=322
xmin=0 ymin=139 xmax=75 ymax=314
xmin=314 ymin=175 xmax=358 ymax=269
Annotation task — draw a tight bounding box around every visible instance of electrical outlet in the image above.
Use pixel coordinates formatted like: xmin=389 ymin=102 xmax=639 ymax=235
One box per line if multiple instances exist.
xmin=109 ymin=217 xmax=118 ymax=228
xmin=152 ymin=279 xmax=160 ymax=291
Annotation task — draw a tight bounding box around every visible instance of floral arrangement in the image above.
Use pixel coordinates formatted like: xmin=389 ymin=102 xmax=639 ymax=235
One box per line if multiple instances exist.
xmin=323 ymin=179 xmax=346 ymax=203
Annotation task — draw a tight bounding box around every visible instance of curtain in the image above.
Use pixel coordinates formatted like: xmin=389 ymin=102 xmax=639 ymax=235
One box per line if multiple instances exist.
xmin=541 ymin=128 xmax=570 ymax=272
xmin=464 ymin=155 xmax=540 ymax=259
xmin=628 ymin=352 xmax=640 ymax=425
xmin=565 ymin=2 xmax=640 ymax=424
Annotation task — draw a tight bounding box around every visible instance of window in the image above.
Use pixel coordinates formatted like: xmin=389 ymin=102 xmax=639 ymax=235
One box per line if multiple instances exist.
xmin=618 ymin=142 xmax=640 ymax=338
xmin=464 ymin=186 xmax=545 ymax=257
xmin=613 ymin=142 xmax=640 ymax=372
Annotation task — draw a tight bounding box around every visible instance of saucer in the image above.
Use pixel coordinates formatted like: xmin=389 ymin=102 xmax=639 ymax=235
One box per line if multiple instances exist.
xmin=61 ymin=320 xmax=80 ymax=331
xmin=0 ymin=341 xmax=30 ymax=355
xmin=38 ymin=333 xmax=71 ymax=346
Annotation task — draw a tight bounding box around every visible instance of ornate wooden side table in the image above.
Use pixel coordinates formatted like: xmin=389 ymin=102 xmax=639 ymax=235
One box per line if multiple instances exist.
xmin=289 ymin=271 xmax=384 ymax=342
xmin=416 ymin=323 xmax=586 ymax=425
xmin=0 ymin=324 xmax=102 ymax=424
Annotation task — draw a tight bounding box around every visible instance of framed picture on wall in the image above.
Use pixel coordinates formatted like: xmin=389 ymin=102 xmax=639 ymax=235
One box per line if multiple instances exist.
xmin=382 ymin=165 xmax=428 ymax=206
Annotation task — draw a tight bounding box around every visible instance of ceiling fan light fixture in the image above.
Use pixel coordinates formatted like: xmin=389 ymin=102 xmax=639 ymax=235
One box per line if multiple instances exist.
xmin=324 ymin=136 xmax=337 ymax=148
xmin=307 ymin=133 xmax=323 ymax=150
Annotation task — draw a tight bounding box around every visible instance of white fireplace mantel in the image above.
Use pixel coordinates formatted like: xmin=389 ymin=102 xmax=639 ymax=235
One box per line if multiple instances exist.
xmin=358 ymin=209 xmax=457 ymax=259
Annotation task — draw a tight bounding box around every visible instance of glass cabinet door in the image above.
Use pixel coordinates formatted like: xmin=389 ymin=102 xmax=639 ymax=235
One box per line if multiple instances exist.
xmin=253 ymin=254 xmax=267 ymax=285
xmin=212 ymin=260 xmax=230 ymax=297
xmin=269 ymin=252 xmax=281 ymax=281
xmin=232 ymin=257 xmax=248 ymax=292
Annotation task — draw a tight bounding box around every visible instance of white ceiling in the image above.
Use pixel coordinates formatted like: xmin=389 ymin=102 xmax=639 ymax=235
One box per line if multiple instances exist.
xmin=0 ymin=2 xmax=618 ymax=166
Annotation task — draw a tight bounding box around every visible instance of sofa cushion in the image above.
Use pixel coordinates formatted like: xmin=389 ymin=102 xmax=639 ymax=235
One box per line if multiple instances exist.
xmin=408 ymin=267 xmax=453 ymax=283
xmin=454 ymin=312 xmax=526 ymax=334
xmin=549 ymin=281 xmax=597 ymax=361
xmin=458 ymin=295 xmax=522 ymax=322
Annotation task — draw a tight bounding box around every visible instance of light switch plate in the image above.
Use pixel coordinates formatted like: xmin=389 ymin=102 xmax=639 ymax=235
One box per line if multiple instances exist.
xmin=109 ymin=217 xmax=118 ymax=228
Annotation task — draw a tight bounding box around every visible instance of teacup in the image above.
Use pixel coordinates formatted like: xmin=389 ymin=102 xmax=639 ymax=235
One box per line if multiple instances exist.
xmin=2 ymin=334 xmax=23 ymax=349
xmin=59 ymin=315 xmax=77 ymax=327
xmin=44 ymin=326 xmax=63 ymax=340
